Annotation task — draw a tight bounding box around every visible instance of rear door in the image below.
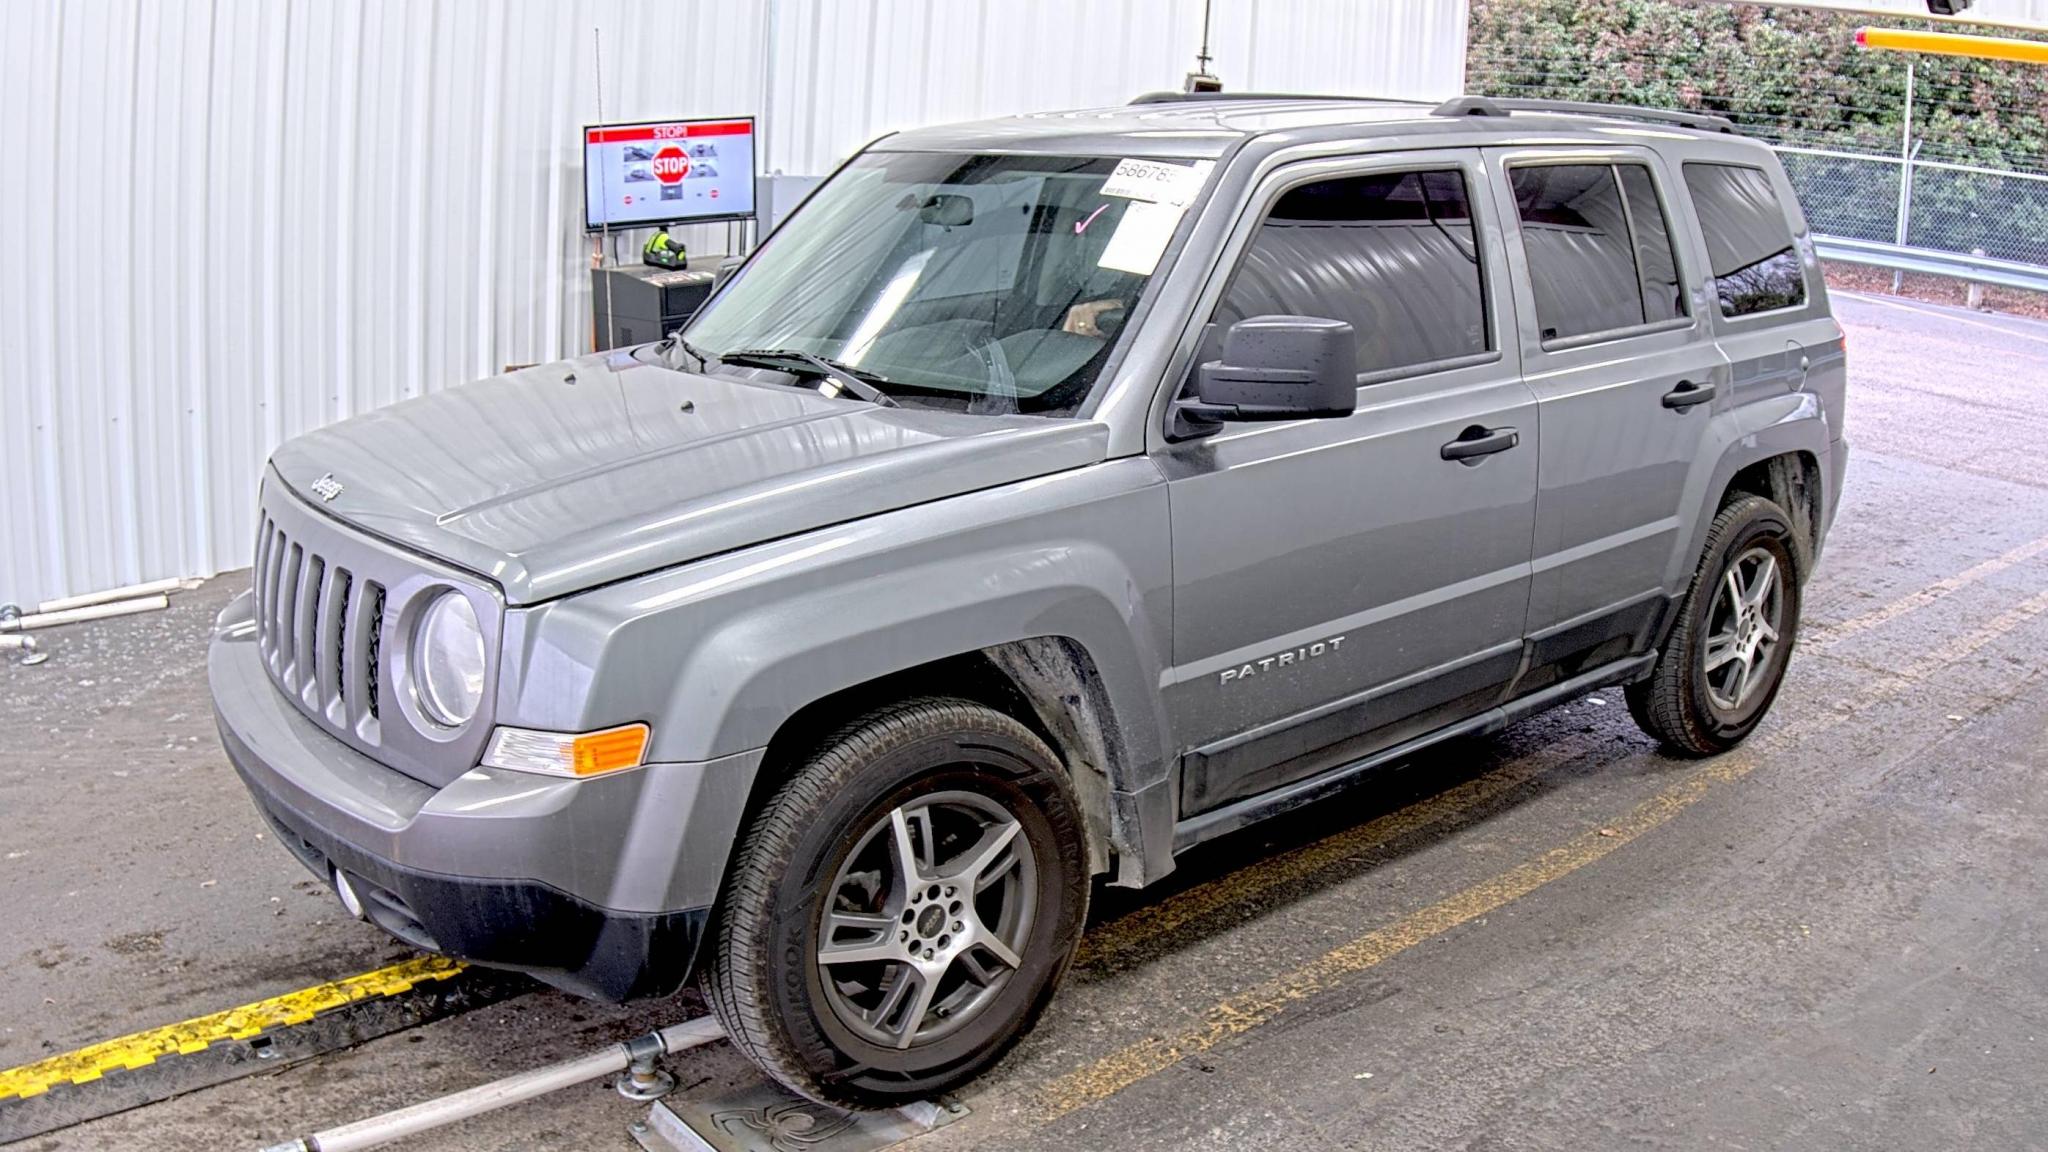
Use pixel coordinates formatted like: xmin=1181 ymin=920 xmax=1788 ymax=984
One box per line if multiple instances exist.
xmin=1155 ymin=149 xmax=1538 ymax=818
xmin=1485 ymin=148 xmax=1728 ymax=690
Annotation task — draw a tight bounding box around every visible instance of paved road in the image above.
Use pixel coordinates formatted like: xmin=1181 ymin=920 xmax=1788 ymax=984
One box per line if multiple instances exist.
xmin=5 ymin=291 xmax=2048 ymax=1150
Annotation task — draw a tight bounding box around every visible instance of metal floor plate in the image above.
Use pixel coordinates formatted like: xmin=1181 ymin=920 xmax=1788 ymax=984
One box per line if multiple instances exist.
xmin=632 ymin=1081 xmax=964 ymax=1152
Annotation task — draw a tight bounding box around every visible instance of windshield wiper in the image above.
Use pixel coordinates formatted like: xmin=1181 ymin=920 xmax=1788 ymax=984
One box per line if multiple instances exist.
xmin=672 ymin=335 xmax=716 ymax=372
xmin=722 ymin=348 xmax=901 ymax=407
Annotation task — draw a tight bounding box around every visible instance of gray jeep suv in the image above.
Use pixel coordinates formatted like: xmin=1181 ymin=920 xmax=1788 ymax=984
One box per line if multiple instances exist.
xmin=211 ymin=93 xmax=1846 ymax=1107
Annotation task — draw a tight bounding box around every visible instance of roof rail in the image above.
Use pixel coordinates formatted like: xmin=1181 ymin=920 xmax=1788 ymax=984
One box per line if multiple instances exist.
xmin=1432 ymin=95 xmax=1739 ymax=135
xmin=1130 ymin=90 xmax=1416 ymax=107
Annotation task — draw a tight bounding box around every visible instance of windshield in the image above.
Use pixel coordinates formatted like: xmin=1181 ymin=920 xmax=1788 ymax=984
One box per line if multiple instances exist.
xmin=684 ymin=152 xmax=1196 ymax=416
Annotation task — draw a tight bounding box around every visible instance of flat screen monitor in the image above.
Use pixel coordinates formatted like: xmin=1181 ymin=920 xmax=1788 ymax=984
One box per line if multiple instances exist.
xmin=583 ymin=116 xmax=756 ymax=231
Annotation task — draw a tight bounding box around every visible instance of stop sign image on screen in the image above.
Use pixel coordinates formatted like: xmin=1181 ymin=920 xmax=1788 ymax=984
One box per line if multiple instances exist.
xmin=653 ymin=146 xmax=690 ymax=184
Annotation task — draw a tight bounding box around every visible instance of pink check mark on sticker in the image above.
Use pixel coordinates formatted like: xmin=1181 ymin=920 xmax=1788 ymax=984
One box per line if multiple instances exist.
xmin=1075 ymin=203 xmax=1109 ymax=235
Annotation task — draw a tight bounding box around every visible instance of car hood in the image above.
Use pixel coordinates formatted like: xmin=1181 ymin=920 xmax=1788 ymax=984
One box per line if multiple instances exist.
xmin=267 ymin=350 xmax=1111 ymax=604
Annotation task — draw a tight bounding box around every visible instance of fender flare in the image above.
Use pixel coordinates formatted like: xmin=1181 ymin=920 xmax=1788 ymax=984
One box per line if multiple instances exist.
xmin=1666 ymin=391 xmax=1832 ymax=597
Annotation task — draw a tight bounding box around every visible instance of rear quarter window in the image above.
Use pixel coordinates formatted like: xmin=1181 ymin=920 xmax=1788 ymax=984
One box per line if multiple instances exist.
xmin=1683 ymin=162 xmax=1807 ymax=318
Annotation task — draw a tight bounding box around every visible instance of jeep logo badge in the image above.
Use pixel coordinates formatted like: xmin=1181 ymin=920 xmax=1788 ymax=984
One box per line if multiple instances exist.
xmin=309 ymin=473 xmax=344 ymax=502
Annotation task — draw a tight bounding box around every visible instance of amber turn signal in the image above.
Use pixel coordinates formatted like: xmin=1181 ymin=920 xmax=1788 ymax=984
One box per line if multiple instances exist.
xmin=483 ymin=723 xmax=650 ymax=778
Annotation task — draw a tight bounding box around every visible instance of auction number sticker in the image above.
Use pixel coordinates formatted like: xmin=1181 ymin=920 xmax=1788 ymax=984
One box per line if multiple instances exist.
xmin=1099 ymin=158 xmax=1213 ymax=207
xmin=1094 ymin=159 xmax=1214 ymax=275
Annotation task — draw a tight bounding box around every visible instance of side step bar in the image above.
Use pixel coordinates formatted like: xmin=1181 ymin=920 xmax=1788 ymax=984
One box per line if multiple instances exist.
xmin=1173 ymin=653 xmax=1657 ymax=852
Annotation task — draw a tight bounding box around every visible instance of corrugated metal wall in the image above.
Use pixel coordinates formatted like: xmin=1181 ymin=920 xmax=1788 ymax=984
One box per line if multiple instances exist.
xmin=0 ymin=0 xmax=1468 ymax=607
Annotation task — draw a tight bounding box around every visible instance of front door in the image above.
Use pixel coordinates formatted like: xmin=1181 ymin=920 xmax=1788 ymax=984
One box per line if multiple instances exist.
xmin=1156 ymin=150 xmax=1539 ymax=818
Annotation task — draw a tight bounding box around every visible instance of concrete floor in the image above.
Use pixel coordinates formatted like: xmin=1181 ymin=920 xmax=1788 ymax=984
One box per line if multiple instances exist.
xmin=5 ymin=291 xmax=2048 ymax=1150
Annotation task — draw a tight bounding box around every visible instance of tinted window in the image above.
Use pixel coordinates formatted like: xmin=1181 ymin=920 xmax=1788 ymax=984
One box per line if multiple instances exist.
xmin=1617 ymin=165 xmax=1686 ymax=324
xmin=1213 ymin=169 xmax=1489 ymax=377
xmin=1684 ymin=162 xmax=1806 ymax=317
xmin=1510 ymin=164 xmax=1648 ymax=340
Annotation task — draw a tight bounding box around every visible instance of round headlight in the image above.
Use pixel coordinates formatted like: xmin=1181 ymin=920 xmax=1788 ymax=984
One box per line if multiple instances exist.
xmin=413 ymin=591 xmax=486 ymax=727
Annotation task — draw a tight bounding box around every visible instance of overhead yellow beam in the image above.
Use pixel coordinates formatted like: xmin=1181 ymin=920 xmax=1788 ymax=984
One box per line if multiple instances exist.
xmin=1856 ymin=25 xmax=2048 ymax=64
xmin=1708 ymin=1 xmax=2048 ymax=36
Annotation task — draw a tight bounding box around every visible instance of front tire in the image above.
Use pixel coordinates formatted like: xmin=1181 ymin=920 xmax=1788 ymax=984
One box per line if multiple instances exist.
xmin=704 ymin=698 xmax=1089 ymax=1108
xmin=1627 ymin=495 xmax=1803 ymax=756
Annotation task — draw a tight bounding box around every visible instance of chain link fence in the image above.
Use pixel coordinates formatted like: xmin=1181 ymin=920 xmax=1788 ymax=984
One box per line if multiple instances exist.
xmin=1772 ymin=143 xmax=2048 ymax=267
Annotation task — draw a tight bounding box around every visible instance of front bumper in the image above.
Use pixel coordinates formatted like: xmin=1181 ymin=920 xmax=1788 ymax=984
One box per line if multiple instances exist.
xmin=208 ymin=591 xmax=762 ymax=1001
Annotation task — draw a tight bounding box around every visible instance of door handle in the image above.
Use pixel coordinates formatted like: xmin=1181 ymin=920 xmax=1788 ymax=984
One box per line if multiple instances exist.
xmin=1661 ymin=380 xmax=1717 ymax=410
xmin=1441 ymin=425 xmax=1519 ymax=463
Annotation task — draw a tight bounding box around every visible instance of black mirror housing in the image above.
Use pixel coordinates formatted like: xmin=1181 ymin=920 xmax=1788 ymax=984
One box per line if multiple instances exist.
xmin=1183 ymin=315 xmax=1357 ymax=424
xmin=916 ymin=193 xmax=975 ymax=227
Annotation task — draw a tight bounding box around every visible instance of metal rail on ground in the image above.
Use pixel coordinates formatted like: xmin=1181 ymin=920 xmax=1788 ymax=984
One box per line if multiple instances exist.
xmin=257 ymin=1016 xmax=725 ymax=1152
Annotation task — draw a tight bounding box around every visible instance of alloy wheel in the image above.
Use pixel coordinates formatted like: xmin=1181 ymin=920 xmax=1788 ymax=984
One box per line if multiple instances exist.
xmin=814 ymin=790 xmax=1037 ymax=1051
xmin=1701 ymin=545 xmax=1784 ymax=713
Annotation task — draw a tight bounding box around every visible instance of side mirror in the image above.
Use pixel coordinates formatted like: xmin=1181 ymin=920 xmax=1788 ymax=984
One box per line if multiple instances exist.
xmin=1179 ymin=315 xmax=1357 ymax=426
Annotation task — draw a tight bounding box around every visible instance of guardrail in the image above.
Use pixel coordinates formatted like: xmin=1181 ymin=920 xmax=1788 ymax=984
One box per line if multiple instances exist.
xmin=1813 ymin=234 xmax=2048 ymax=295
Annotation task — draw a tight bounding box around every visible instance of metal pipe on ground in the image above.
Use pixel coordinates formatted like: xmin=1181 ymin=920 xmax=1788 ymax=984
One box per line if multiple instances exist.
xmin=0 ymin=594 xmax=170 ymax=632
xmin=36 ymin=576 xmax=196 ymax=614
xmin=1 ymin=634 xmax=44 ymax=665
xmin=257 ymin=1015 xmax=725 ymax=1152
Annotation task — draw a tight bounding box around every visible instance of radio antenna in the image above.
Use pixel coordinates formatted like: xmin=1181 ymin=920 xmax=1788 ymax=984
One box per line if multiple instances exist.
xmin=1186 ymin=0 xmax=1221 ymax=93
xmin=593 ymin=26 xmax=617 ymax=352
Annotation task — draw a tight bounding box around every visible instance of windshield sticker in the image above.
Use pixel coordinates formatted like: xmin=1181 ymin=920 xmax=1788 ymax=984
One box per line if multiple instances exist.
xmin=1099 ymin=158 xmax=1213 ymax=207
xmin=1098 ymin=200 xmax=1182 ymax=275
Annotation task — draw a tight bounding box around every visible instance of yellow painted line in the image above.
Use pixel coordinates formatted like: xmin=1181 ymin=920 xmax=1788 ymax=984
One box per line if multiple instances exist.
xmin=1080 ymin=553 xmax=2048 ymax=972
xmin=1864 ymin=585 xmax=2048 ymax=696
xmin=0 ymin=955 xmax=466 ymax=1101
xmin=1809 ymin=533 xmax=2048 ymax=647
xmin=1025 ymin=573 xmax=2048 ymax=1125
xmin=1087 ymin=546 xmax=2048 ymax=969
xmin=1036 ymin=753 xmax=1759 ymax=1119
xmin=1077 ymin=734 xmax=1595 ymax=967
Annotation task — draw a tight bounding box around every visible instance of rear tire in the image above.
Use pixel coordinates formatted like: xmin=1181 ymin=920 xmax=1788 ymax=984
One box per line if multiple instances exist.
xmin=704 ymin=698 xmax=1088 ymax=1109
xmin=1627 ymin=495 xmax=1802 ymax=756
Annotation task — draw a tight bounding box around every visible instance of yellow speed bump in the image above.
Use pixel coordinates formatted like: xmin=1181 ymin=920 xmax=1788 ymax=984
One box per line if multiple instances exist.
xmin=1856 ymin=26 xmax=2048 ymax=65
xmin=0 ymin=955 xmax=466 ymax=1101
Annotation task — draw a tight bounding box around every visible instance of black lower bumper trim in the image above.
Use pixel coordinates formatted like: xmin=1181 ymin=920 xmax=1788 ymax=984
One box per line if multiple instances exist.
xmin=245 ymin=778 xmax=704 ymax=1002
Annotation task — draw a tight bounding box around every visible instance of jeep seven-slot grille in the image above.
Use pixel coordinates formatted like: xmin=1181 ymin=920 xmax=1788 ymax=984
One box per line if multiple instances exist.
xmin=248 ymin=482 xmax=500 ymax=786
xmin=253 ymin=516 xmax=385 ymax=735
